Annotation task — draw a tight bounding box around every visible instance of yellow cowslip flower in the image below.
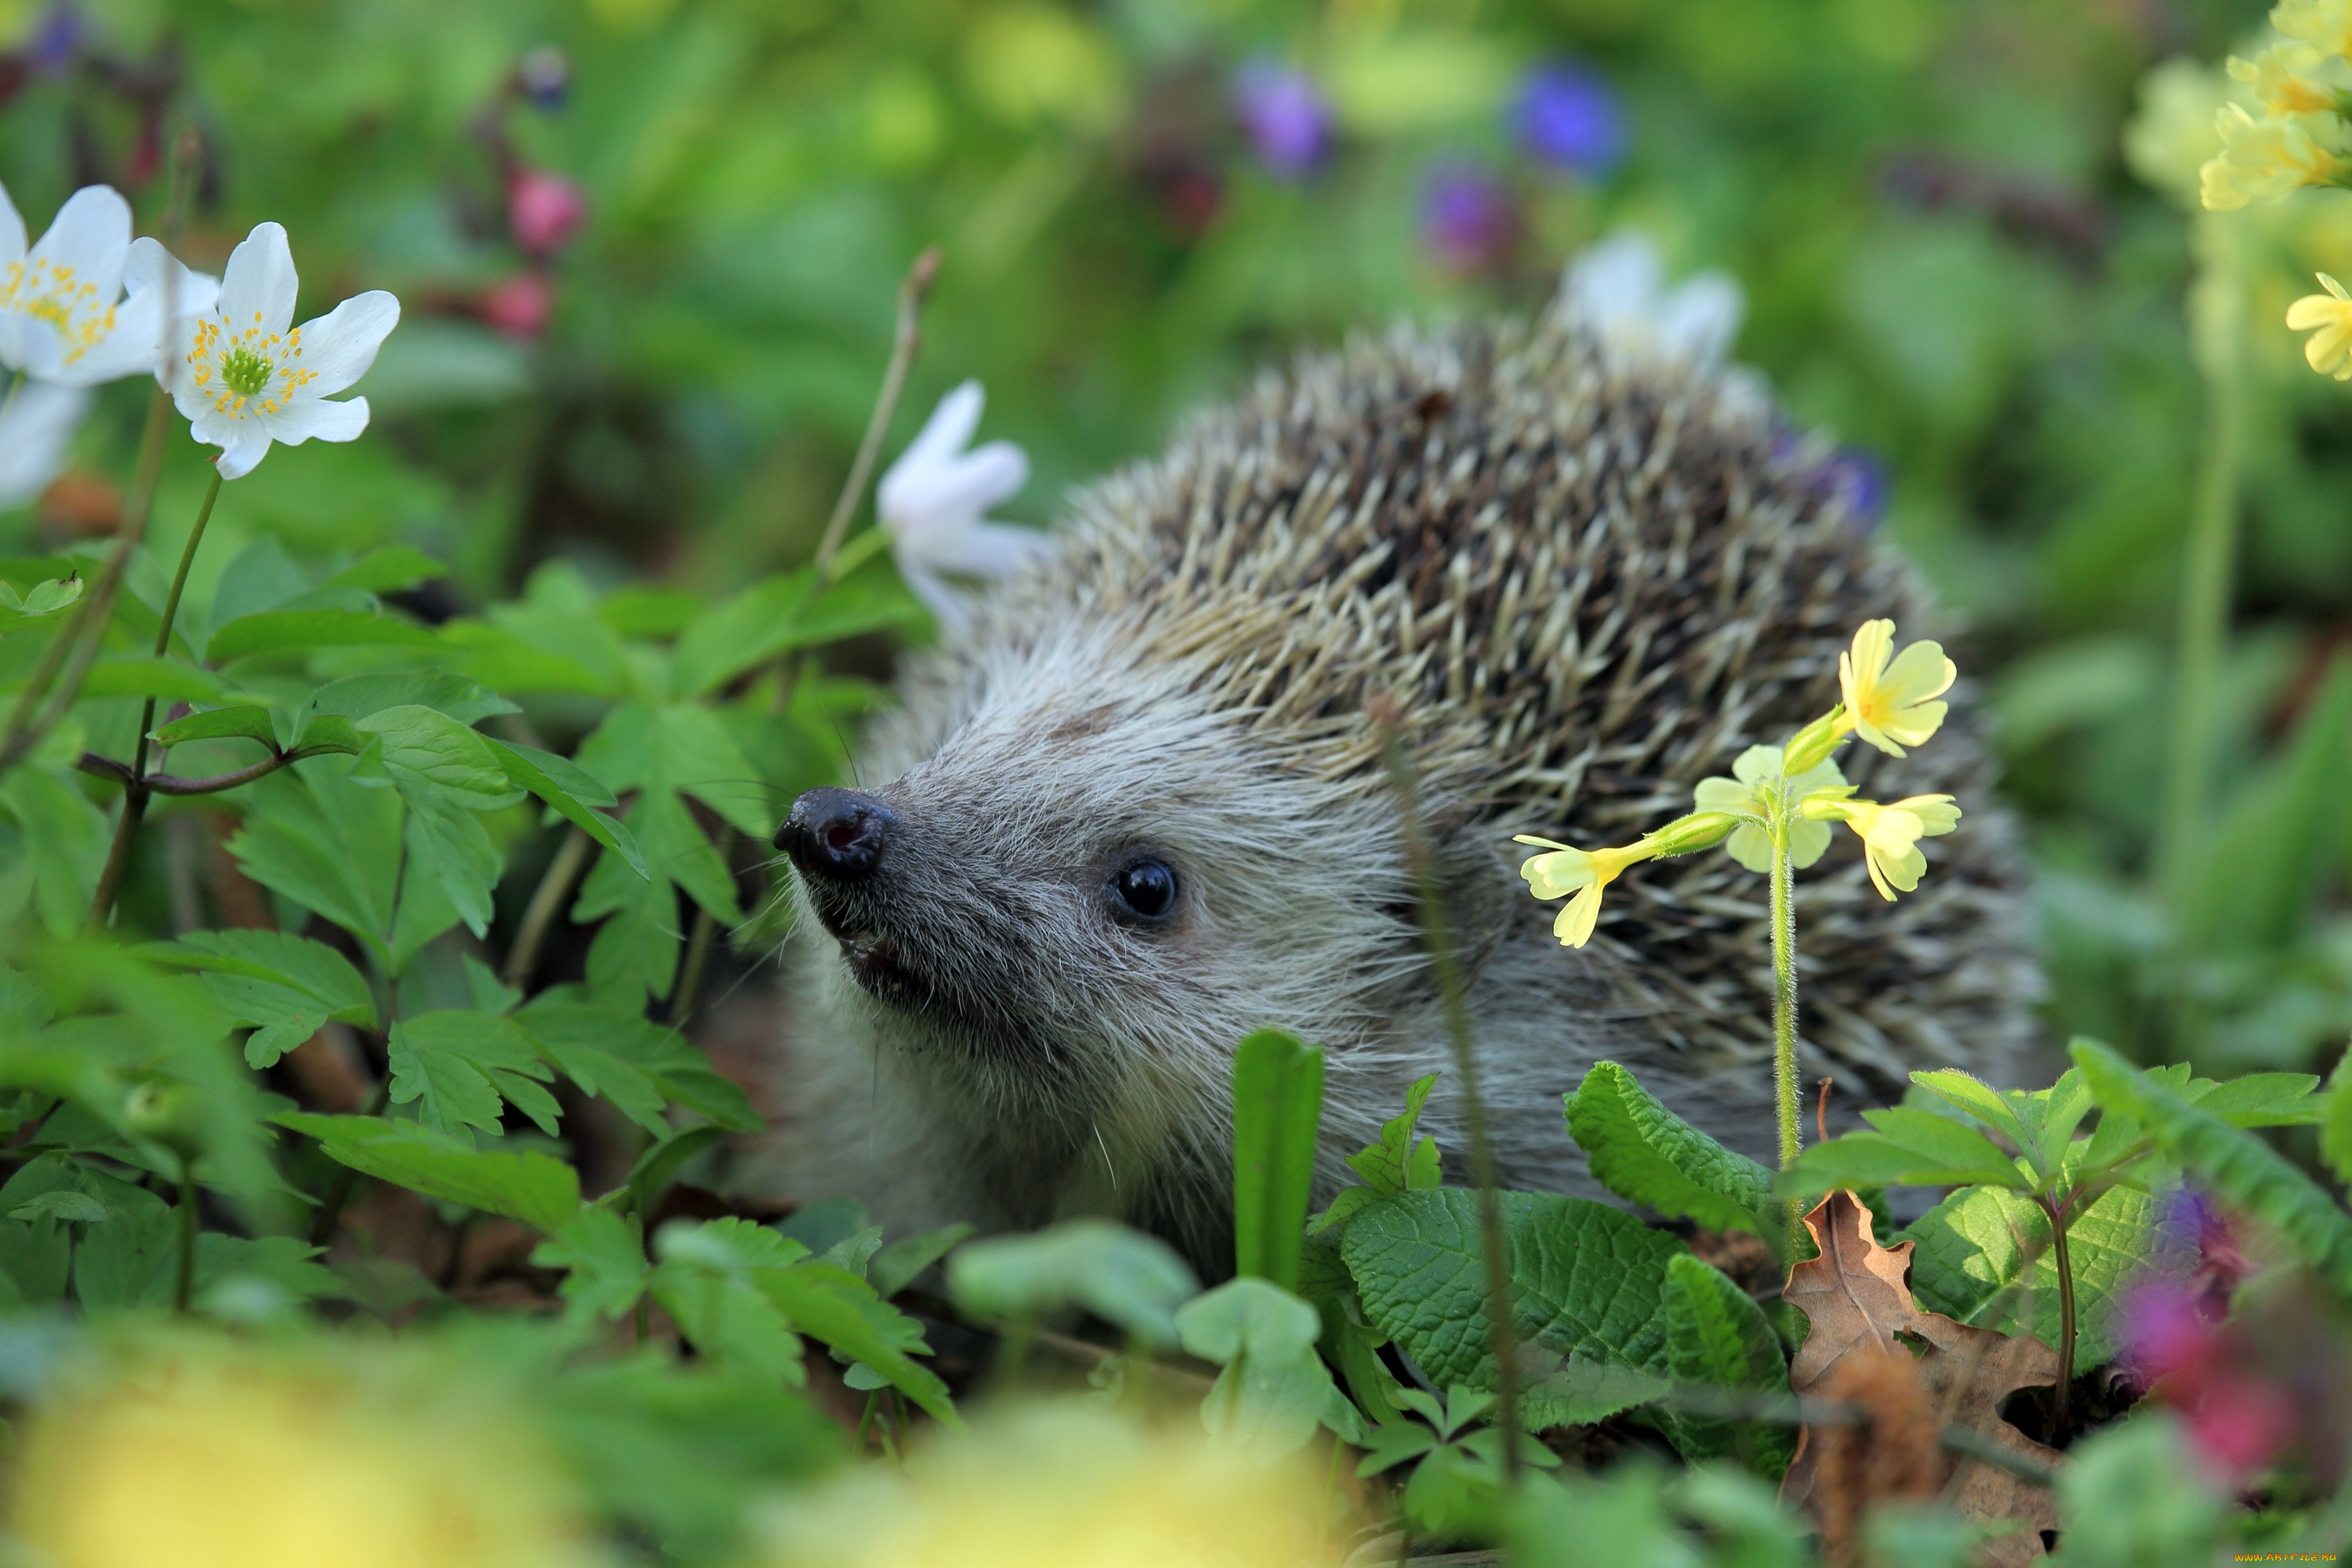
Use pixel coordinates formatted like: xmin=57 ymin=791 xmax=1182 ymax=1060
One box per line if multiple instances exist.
xmin=14 ymin=1335 xmax=592 ymax=1568
xmin=1835 ymin=619 xmax=1956 ymax=759
xmin=1691 ymin=743 xmax=1851 ymax=873
xmin=1512 ymin=834 xmax=1655 ymax=948
xmin=1803 ymin=794 xmax=1961 ymax=902
xmin=2288 ymin=272 xmax=2352 ymax=377
xmin=2201 ymin=104 xmax=2350 ymax=210
xmin=2229 ymin=44 xmax=2340 ymax=115
xmin=2272 ymin=0 xmax=2352 ymax=60
xmin=760 ymin=1402 xmax=1333 ymax=1568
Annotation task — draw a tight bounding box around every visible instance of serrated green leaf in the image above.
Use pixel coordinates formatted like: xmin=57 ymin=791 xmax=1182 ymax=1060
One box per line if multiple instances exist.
xmin=946 ymin=1220 xmax=1200 ymax=1349
xmin=0 ymin=768 xmax=109 ymax=937
xmin=2073 ymin=1037 xmax=2352 ymax=1294
xmin=516 ymin=999 xmax=760 ymax=1134
xmin=532 ymin=1205 xmax=651 ymax=1325
xmin=355 ymin=704 xmax=517 ymax=803
xmin=278 ymin=1112 xmax=581 ymax=1232
xmin=398 ymin=786 xmax=505 ymax=939
xmin=205 ymin=608 xmax=439 ymax=663
xmin=1909 ymin=1069 xmax=2033 ymax=1150
xmin=670 ymin=561 xmax=924 ymax=700
xmin=1348 ymin=1073 xmax=1441 ymax=1196
xmin=485 ymin=736 xmax=644 ymax=879
xmin=1566 ymin=1061 xmax=1777 ymax=1245
xmin=141 ymin=931 xmax=376 ymax=1068
xmin=1232 ymin=1028 xmax=1324 ymax=1291
xmin=1657 ymin=1253 xmax=1794 ymax=1475
xmin=1339 ymin=1189 xmax=1686 ymax=1428
xmin=756 ymin=1263 xmax=960 ymax=1426
xmin=1903 ymin=1182 xmax=2191 ymax=1367
xmin=622 ymin=1125 xmax=728 ymax=1218
xmin=387 ymin=1011 xmax=561 ymax=1139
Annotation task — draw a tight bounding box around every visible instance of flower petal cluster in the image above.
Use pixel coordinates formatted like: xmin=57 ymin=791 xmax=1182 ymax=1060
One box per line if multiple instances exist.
xmin=165 ymin=222 xmax=400 ymax=481
xmin=1692 ymin=743 xmax=1851 ymax=873
xmin=1837 ymin=618 xmax=1955 ymax=757
xmin=2227 ymin=42 xmax=2345 ymax=115
xmin=1512 ymin=835 xmax=1655 ymax=948
xmin=2287 ymin=272 xmax=2352 ymax=377
xmin=878 ymin=380 xmax=1050 ymax=632
xmin=1562 ymin=231 xmax=1744 ymax=370
xmin=1804 ymin=793 xmax=1961 ymax=901
xmin=0 ymin=180 xmax=220 ymax=503
xmin=2200 ymin=102 xmax=2349 ymax=209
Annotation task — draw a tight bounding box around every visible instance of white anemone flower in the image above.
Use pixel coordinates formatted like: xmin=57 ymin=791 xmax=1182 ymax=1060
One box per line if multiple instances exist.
xmin=877 ymin=380 xmax=1049 ymax=631
xmin=165 ymin=222 xmax=399 ymax=481
xmin=0 ymin=181 xmax=220 ymax=506
xmin=1562 ymin=231 xmax=1745 ymax=369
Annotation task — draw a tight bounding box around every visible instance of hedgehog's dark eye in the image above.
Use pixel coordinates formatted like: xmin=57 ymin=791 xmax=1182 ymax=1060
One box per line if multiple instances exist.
xmin=1110 ymin=858 xmax=1178 ymax=921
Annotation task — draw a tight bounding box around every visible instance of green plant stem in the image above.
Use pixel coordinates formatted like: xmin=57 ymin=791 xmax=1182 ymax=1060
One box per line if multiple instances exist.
xmin=1377 ymin=707 xmax=1520 ymax=1481
xmin=811 ymin=245 xmax=939 ymax=578
xmin=1770 ymin=808 xmax=1800 ymax=1172
xmin=2158 ymin=212 xmax=2246 ymax=961
xmin=89 ymin=467 xmax=225 ymax=929
xmin=667 ymin=826 xmax=738 ymax=1027
xmin=2045 ymin=1193 xmax=2077 ymax=1439
xmin=175 ymin=1159 xmax=200 ymax=1315
xmin=504 ymin=825 xmax=593 ymax=988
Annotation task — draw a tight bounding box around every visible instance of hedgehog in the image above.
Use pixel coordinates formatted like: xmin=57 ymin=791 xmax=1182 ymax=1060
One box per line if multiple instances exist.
xmin=764 ymin=289 xmax=2037 ymax=1279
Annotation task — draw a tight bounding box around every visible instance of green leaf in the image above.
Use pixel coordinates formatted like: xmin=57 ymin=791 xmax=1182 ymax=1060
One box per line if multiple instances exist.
xmin=1347 ymin=1072 xmax=1442 ymax=1196
xmin=1908 ymin=1069 xmax=2033 ymax=1151
xmin=2185 ymin=657 xmax=2352 ymax=953
xmin=11 ymin=1189 xmax=107 ymax=1224
xmin=150 ymin=706 xmax=281 ymax=750
xmin=869 ymin=1221 xmax=977 ymax=1300
xmin=140 ymin=931 xmax=376 ymax=1068
xmin=1175 ymin=1277 xmax=1350 ymax=1454
xmin=1232 ymin=1029 xmax=1325 ymax=1291
xmin=2325 ymin=1052 xmax=2352 ymax=1188
xmin=946 ymin=1220 xmax=1200 ymax=1349
xmin=303 ymin=669 xmax=517 ymax=726
xmin=321 ymin=545 xmax=448 ymax=593
xmin=1904 ymin=1182 xmax=2190 ymax=1368
xmin=1565 ymin=1061 xmax=1777 ymax=1245
xmin=2187 ymin=1072 xmax=2328 ymax=1127
xmin=1339 ymin=1189 xmax=1686 ymax=1428
xmin=0 ymin=768 xmax=110 ymax=937
xmin=755 ymin=1263 xmax=960 ymax=1426
xmin=205 ymin=608 xmax=440 ymax=664
xmin=670 ymin=562 xmax=924 ymax=700
xmin=515 ymin=1000 xmax=760 ymax=1134
xmin=622 ymin=1124 xmax=728 ymax=1218
xmin=485 ymin=736 xmax=644 ymax=879
xmin=2073 ymin=1037 xmax=2352 ymax=1294
xmin=354 ymin=704 xmax=517 ymax=804
xmin=1657 ymin=1254 xmax=1794 ymax=1475
xmin=1857 ymin=1108 xmax=2025 ymax=1185
xmin=387 ymin=1011 xmax=561 ymax=1139
xmin=532 ymin=1205 xmax=652 ymax=1325
xmin=76 ymin=657 xmax=238 ymax=702
xmin=399 ymin=786 xmax=506 ymax=939
xmin=278 ymin=1112 xmax=581 ymax=1233
xmin=2051 ymin=1415 xmax=2233 ymax=1568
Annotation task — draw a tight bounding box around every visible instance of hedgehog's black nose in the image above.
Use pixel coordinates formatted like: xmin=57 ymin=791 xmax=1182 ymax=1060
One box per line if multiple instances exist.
xmin=778 ymin=786 xmax=898 ymax=882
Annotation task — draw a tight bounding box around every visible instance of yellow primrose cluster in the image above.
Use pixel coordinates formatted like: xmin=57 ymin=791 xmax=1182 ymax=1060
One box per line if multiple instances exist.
xmin=1515 ymin=619 xmax=1962 ymax=947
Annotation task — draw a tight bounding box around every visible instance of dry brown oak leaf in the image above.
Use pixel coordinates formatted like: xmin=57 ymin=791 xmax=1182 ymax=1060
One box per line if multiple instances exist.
xmin=1779 ymin=1190 xmax=2065 ymax=1567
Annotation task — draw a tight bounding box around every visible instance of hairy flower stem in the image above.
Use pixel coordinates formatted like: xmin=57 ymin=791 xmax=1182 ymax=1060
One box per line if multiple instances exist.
xmin=1377 ymin=704 xmax=1520 ymax=1478
xmin=89 ymin=468 xmax=224 ymax=929
xmin=1770 ymin=800 xmax=1801 ymax=1174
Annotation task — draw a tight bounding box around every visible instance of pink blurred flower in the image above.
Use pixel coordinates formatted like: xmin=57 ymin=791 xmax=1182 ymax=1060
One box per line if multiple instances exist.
xmin=507 ymin=170 xmax=586 ymax=258
xmin=482 ymin=273 xmax=554 ymax=338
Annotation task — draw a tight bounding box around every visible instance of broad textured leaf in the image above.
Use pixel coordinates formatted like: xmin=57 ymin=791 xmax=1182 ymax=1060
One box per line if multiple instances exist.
xmin=485 ymin=736 xmax=644 ymax=879
xmin=2073 ymin=1038 xmax=2352 ymax=1293
xmin=0 ymin=768 xmax=109 ymax=937
xmin=670 ymin=561 xmax=923 ymax=699
xmin=205 ymin=608 xmax=438 ymax=663
xmin=1347 ymin=1072 xmax=1442 ymax=1196
xmin=1339 ymin=1188 xmax=1685 ymax=1421
xmin=151 ymin=705 xmax=279 ymax=748
xmin=1231 ymin=1028 xmax=1324 ymax=1290
xmin=1566 ymin=1061 xmax=1777 ymax=1244
xmin=387 ymin=1011 xmax=561 ymax=1139
xmin=227 ymin=764 xmax=402 ymax=952
xmin=1659 ymin=1253 xmax=1794 ymax=1474
xmin=622 ymin=1125 xmax=728 ymax=1217
xmin=277 ymin=1112 xmax=581 ymax=1233
xmin=947 ymin=1220 xmax=1200 ymax=1349
xmin=650 ymin=1218 xmax=811 ymax=1387
xmin=1904 ymin=1182 xmax=2191 ymax=1367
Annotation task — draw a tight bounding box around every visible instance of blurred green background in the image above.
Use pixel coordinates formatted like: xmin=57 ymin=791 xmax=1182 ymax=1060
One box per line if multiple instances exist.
xmin=2 ymin=0 xmax=2347 ymax=1079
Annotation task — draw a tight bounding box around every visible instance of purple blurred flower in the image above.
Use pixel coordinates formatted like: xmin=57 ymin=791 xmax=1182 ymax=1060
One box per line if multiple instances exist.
xmin=1419 ymin=165 xmax=1519 ymax=274
xmin=31 ymin=3 xmax=82 ymax=77
xmin=1232 ymin=58 xmax=1332 ymax=180
xmin=1512 ymin=60 xmax=1624 ymax=177
xmin=1822 ymin=448 xmax=1889 ymax=525
xmin=517 ymin=45 xmax=571 ymax=111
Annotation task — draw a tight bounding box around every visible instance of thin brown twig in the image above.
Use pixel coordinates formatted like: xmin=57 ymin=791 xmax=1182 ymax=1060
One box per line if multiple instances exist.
xmin=811 ymin=245 xmax=941 ymax=581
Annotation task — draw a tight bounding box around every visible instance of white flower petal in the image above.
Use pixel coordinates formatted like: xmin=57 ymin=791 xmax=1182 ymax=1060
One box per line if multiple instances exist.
xmin=894 ymin=557 xmax=970 ymax=632
xmin=260 ymin=395 xmax=368 ymax=447
xmin=47 ymin=292 xmax=158 ymax=387
xmin=0 ymin=312 xmax=31 ymax=376
xmin=887 ymin=380 xmax=986 ymax=489
xmin=292 ymin=290 xmax=398 ymax=397
xmin=212 ymin=427 xmax=275 ymax=481
xmin=888 ymin=442 xmax=1029 ymax=536
xmin=27 ymin=186 xmax=132 ymax=300
xmin=0 ymin=180 xmax=25 ymax=266
xmin=913 ymin=519 xmax=1052 ymax=579
xmin=124 ymin=238 xmax=221 ymax=319
xmin=0 ymin=379 xmax=93 ymax=507
xmin=1564 ymin=232 xmax=1663 ymax=329
xmin=1653 ymin=274 xmax=1744 ymax=368
xmin=189 ymin=404 xmax=249 ymax=448
xmin=218 ymin=223 xmax=299 ymax=340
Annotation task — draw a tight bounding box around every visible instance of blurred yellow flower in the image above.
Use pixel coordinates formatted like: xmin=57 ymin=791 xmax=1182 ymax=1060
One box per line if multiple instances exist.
xmin=1512 ymin=835 xmax=1653 ymax=948
xmin=1803 ymin=794 xmax=1961 ymax=902
xmin=1835 ymin=619 xmax=1955 ymax=758
xmin=760 ymin=1403 xmax=1333 ymax=1568
xmin=2271 ymin=0 xmax=2352 ymax=60
xmin=2229 ymin=45 xmax=2340 ymax=115
xmin=2125 ymin=59 xmax=2233 ymax=204
xmin=13 ymin=1337 xmax=590 ymax=1568
xmin=2287 ymin=271 xmax=2352 ymax=376
xmin=963 ymin=5 xmax=1126 ymax=131
xmin=2201 ymin=104 xmax=2350 ymax=210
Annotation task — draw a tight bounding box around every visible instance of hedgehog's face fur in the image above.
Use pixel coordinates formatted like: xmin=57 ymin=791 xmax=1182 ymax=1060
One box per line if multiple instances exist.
xmin=778 ymin=615 xmax=1487 ymax=1255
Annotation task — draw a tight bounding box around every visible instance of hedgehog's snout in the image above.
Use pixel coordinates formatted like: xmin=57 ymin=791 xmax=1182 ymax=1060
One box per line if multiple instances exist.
xmin=778 ymin=786 xmax=898 ymax=884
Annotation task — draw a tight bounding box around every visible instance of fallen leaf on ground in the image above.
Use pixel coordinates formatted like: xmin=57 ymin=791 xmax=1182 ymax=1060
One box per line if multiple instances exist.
xmin=1780 ymin=1190 xmax=2063 ymax=1566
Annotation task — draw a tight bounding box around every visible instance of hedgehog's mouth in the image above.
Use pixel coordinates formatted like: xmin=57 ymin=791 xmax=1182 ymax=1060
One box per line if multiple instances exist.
xmin=837 ymin=927 xmax=931 ymax=1007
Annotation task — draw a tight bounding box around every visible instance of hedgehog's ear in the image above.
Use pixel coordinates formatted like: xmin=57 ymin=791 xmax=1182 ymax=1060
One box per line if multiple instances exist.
xmin=1421 ymin=824 xmax=1515 ymax=983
